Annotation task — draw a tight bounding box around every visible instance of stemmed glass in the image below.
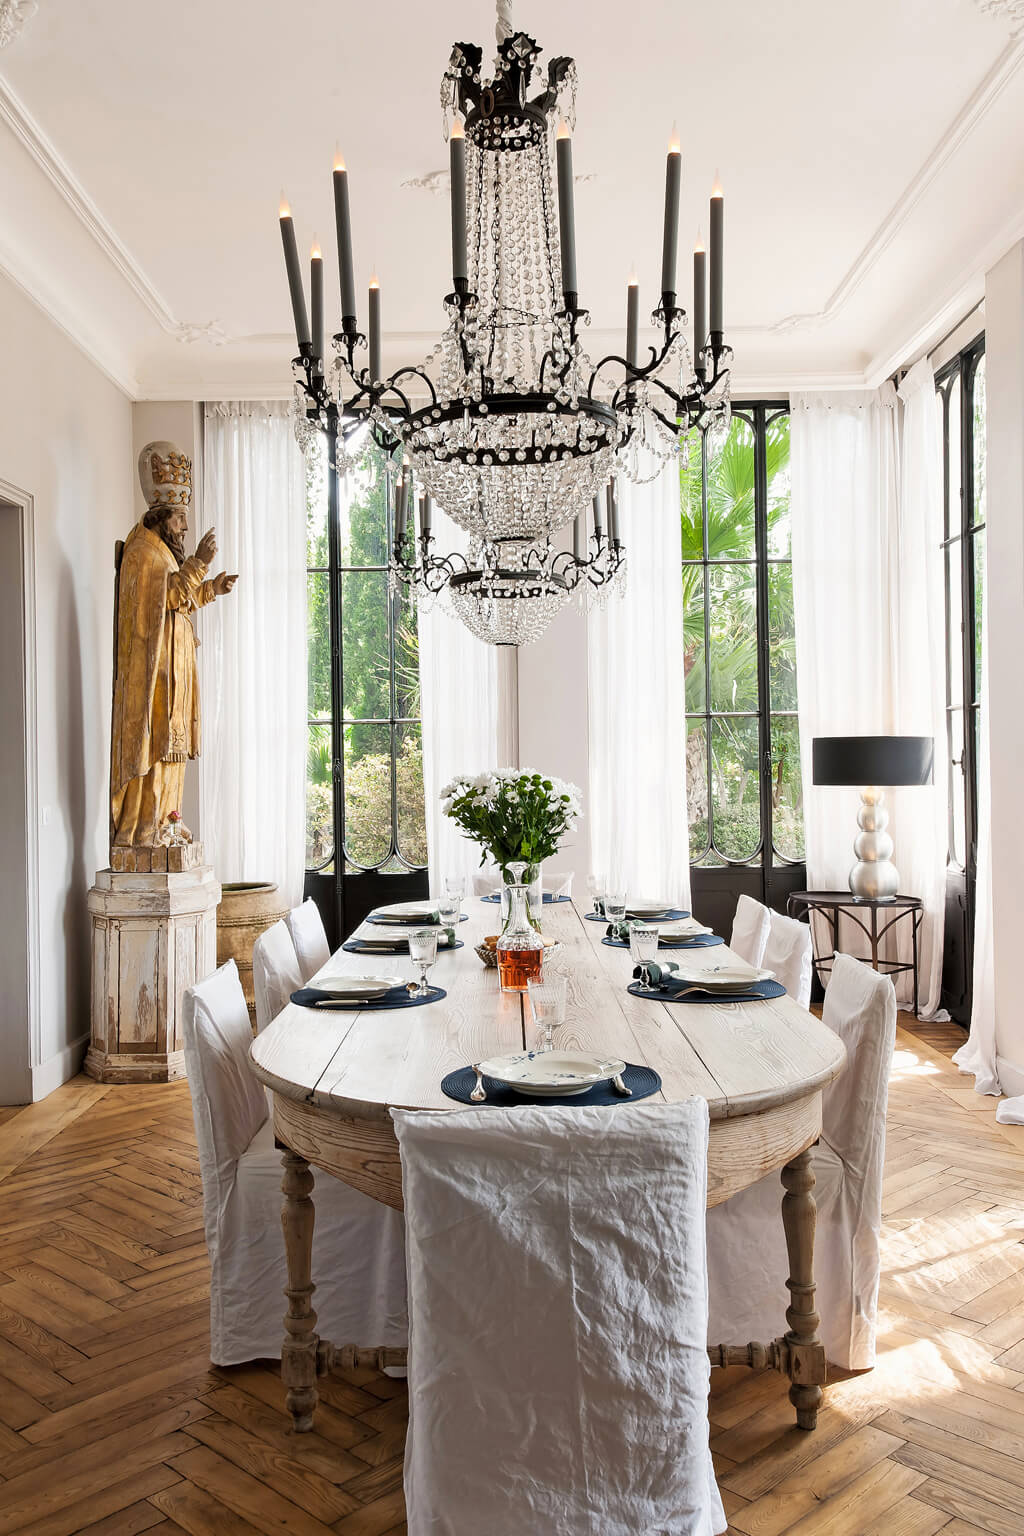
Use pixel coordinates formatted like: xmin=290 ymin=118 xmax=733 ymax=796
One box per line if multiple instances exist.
xmin=437 ymin=894 xmax=461 ymax=945
xmin=529 ymin=975 xmax=568 ymax=1054
xmin=587 ymin=872 xmax=606 ymax=917
xmin=408 ymin=929 xmax=439 ymax=997
xmin=605 ymin=886 xmax=627 ymax=927
xmin=629 ymin=923 xmax=660 ymax=988
xmin=443 ymin=874 xmax=467 ymax=903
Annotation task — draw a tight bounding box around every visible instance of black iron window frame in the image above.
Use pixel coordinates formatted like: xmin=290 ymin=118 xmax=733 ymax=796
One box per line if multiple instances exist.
xmin=684 ymin=401 xmax=799 ymax=871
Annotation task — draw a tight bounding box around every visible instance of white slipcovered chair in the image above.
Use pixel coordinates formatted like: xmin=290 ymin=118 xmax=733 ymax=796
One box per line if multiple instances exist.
xmin=705 ymin=952 xmax=897 ymax=1370
xmin=544 ymin=869 xmax=575 ymax=899
xmin=730 ymin=893 xmax=771 ymax=966
xmin=253 ymin=918 xmax=303 ymax=1033
xmin=762 ymin=908 xmax=814 ymax=1007
xmin=392 ymin=1100 xmax=726 ymax=1536
xmin=183 ymin=959 xmax=407 ymax=1368
xmin=286 ymin=897 xmax=331 ymax=983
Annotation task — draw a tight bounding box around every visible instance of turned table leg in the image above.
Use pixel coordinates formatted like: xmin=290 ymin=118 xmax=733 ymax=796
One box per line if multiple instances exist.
xmin=781 ymin=1146 xmax=826 ymax=1430
xmin=281 ymin=1148 xmax=319 ymax=1432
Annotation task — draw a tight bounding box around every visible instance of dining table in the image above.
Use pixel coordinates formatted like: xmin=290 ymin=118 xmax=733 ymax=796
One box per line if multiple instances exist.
xmin=248 ymin=895 xmax=847 ymax=1437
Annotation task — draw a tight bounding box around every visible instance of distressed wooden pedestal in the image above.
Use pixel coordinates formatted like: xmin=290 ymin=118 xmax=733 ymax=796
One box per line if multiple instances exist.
xmin=85 ymin=860 xmax=221 ymax=1083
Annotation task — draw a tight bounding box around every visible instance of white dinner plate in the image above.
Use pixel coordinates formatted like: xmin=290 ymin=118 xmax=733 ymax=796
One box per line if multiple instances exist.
xmin=656 ymin=917 xmax=712 ymax=942
xmin=370 ymin=901 xmax=439 ymax=923
xmin=668 ymin=963 xmax=773 ymax=991
xmin=314 ymin=972 xmax=405 ymax=999
xmin=626 ymin=898 xmax=672 ymax=918
xmin=356 ymin=932 xmax=457 ymax=951
xmin=477 ymin=1049 xmax=626 ymax=1097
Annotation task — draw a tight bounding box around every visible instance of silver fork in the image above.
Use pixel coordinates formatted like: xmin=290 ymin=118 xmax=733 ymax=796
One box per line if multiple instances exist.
xmin=470 ymin=1064 xmax=487 ymax=1102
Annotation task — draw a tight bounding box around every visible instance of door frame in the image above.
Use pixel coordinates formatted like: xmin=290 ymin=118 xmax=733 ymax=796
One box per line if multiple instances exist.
xmin=0 ymin=478 xmax=41 ymax=1103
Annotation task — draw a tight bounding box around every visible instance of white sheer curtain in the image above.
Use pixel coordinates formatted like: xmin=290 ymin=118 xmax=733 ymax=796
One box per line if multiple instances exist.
xmin=588 ymin=459 xmax=691 ymax=907
xmin=199 ymin=402 xmax=307 ymax=905
xmin=790 ymin=376 xmax=947 ymax=1015
xmin=419 ymin=504 xmax=502 ymax=897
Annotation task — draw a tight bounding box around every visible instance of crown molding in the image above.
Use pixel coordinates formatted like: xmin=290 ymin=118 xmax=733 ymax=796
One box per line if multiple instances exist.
xmin=770 ymin=34 xmax=1024 ymax=334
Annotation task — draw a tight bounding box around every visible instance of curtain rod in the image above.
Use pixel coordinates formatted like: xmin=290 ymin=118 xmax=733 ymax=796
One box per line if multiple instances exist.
xmin=926 ymin=298 xmax=985 ymax=362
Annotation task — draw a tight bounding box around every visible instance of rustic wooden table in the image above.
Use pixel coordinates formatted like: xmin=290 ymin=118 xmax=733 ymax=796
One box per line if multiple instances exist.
xmin=249 ymin=897 xmax=846 ymax=1434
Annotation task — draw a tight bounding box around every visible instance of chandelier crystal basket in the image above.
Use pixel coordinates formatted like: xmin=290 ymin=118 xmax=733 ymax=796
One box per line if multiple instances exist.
xmin=279 ymin=0 xmax=732 ymax=645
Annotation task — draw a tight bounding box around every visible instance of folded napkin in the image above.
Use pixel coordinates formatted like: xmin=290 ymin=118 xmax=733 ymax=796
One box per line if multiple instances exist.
xmin=606 ymin=920 xmax=632 ymax=942
xmin=632 ymin=960 xmax=680 ymax=988
xmin=290 ymin=984 xmax=447 ymax=1011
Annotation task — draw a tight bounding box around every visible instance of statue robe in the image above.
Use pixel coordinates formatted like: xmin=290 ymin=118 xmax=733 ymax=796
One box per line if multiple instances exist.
xmin=110 ymin=522 xmax=215 ymax=848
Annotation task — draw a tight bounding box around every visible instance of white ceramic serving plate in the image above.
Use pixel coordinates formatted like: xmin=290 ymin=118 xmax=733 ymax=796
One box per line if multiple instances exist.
xmin=476 ymin=1049 xmax=627 ymax=1097
xmin=314 ymin=972 xmax=405 ymax=999
xmin=668 ymin=962 xmax=773 ymax=991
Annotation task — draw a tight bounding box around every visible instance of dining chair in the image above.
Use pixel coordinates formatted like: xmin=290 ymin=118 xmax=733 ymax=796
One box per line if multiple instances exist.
xmin=762 ymin=909 xmax=814 ymax=1007
xmin=392 ymin=1100 xmax=727 ymax=1536
xmin=544 ymin=869 xmax=574 ymax=898
xmin=182 ymin=959 xmax=407 ymax=1367
xmin=730 ymin=893 xmax=771 ymax=966
xmin=252 ymin=918 xmax=303 ymax=1033
xmin=705 ymin=953 xmax=897 ymax=1370
xmin=286 ymin=897 xmax=331 ymax=983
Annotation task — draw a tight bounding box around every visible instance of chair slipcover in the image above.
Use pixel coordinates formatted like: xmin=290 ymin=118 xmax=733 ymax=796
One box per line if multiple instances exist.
xmin=545 ymin=868 xmax=575 ymax=898
xmin=286 ymin=898 xmax=331 ymax=983
xmin=392 ymin=1100 xmax=727 ymax=1536
xmin=183 ymin=960 xmax=407 ymax=1367
xmin=252 ymin=918 xmax=303 ymax=1033
xmin=730 ymin=893 xmax=771 ymax=966
xmin=705 ymin=953 xmax=896 ymax=1370
xmin=762 ymin=909 xmax=814 ymax=1008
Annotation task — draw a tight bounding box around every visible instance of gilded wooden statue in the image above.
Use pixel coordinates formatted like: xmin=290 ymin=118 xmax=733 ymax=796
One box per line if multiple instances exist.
xmin=109 ymin=441 xmax=238 ymax=859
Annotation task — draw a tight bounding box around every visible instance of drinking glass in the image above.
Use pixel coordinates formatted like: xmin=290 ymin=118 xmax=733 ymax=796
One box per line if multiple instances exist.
xmin=443 ymin=873 xmax=467 ymax=903
xmin=529 ymin=975 xmax=568 ymax=1053
xmin=605 ymin=887 xmax=627 ymax=927
xmin=437 ymin=896 xmax=461 ymax=946
xmin=587 ymin=872 xmax=606 ymax=917
xmin=408 ymin=928 xmax=439 ymax=997
xmin=629 ymin=923 xmax=660 ymax=988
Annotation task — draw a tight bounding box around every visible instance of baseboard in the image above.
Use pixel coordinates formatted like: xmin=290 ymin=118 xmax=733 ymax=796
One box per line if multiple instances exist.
xmin=31 ymin=1032 xmax=90 ymax=1101
xmin=995 ymin=1053 xmax=1024 ymax=1100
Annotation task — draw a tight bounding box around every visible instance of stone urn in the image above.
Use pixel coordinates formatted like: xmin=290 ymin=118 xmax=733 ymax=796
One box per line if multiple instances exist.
xmin=217 ymin=882 xmax=288 ymax=1030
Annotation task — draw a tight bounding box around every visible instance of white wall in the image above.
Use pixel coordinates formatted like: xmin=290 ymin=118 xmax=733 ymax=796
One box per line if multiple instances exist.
xmin=0 ymin=271 xmax=133 ymax=1099
xmin=983 ymin=242 xmax=1024 ymax=1094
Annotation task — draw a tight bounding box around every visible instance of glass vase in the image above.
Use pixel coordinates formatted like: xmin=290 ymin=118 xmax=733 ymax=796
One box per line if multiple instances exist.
xmin=496 ymin=861 xmax=544 ymax=993
xmin=499 ymin=862 xmax=543 ymax=929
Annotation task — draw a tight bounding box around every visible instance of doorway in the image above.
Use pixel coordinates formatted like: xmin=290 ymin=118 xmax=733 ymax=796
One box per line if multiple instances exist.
xmin=0 ymin=486 xmax=38 ymax=1104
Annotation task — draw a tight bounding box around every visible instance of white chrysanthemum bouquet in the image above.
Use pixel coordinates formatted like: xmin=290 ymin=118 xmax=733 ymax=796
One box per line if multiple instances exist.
xmin=441 ymin=769 xmax=582 ymax=877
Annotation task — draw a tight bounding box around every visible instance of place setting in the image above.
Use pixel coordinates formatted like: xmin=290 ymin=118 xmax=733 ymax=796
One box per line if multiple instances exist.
xmin=290 ymin=930 xmax=447 ymax=1011
xmin=602 ymin=916 xmax=725 ymax=951
xmin=442 ymin=975 xmax=663 ymax=1108
xmin=584 ymin=878 xmax=691 ymax=925
xmin=626 ymin=956 xmax=785 ymax=1005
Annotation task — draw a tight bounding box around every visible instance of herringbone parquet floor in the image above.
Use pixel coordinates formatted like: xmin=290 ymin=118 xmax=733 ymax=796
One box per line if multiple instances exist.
xmin=1 ymin=1017 xmax=1023 ymax=1535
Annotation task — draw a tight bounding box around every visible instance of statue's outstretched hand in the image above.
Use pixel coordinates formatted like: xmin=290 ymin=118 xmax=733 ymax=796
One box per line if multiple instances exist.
xmin=195 ymin=529 xmax=218 ymax=566
xmin=213 ymin=571 xmax=239 ymax=596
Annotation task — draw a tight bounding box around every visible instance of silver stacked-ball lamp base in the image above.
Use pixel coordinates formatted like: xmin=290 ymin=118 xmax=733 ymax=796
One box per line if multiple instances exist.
xmin=849 ymin=786 xmax=899 ymax=901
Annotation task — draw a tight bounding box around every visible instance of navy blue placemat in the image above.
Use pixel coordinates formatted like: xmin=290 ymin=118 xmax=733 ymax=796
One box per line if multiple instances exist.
xmin=627 ymin=978 xmax=785 ymax=1004
xmin=366 ymin=912 xmax=469 ymax=927
xmin=291 ymin=985 xmax=447 ymax=1011
xmin=441 ymin=1061 xmax=662 ymax=1107
xmin=343 ymin=937 xmax=464 ymax=954
xmin=585 ymin=907 xmax=691 ymax=922
xmin=602 ymin=933 xmax=724 ymax=950
xmin=480 ymin=892 xmax=571 ymax=904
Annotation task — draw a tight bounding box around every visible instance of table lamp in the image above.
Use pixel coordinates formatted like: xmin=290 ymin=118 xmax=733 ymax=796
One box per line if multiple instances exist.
xmin=812 ymin=735 xmax=934 ymax=901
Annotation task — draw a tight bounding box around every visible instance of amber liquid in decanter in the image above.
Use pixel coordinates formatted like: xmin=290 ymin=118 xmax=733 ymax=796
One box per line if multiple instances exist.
xmin=496 ymin=946 xmax=543 ymax=992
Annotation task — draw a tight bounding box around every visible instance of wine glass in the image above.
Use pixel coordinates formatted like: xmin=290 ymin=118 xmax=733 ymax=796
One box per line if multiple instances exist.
xmin=408 ymin=929 xmax=439 ymax=997
xmin=629 ymin=923 xmax=660 ymax=988
xmin=529 ymin=975 xmax=568 ymax=1054
xmin=587 ymin=871 xmax=606 ymax=917
xmin=437 ymin=895 xmax=461 ymax=945
xmin=443 ymin=873 xmax=467 ymax=903
xmin=605 ymin=886 xmax=627 ymax=928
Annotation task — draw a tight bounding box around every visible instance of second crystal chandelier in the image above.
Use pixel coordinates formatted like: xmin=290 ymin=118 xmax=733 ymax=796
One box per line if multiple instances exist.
xmin=280 ymin=0 xmax=732 ymax=645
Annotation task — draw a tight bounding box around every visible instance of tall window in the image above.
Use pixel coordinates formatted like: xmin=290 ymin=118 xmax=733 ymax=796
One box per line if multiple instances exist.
xmin=305 ymin=438 xmax=427 ymax=882
xmin=936 ymin=338 xmax=985 ymax=1018
xmin=682 ymin=406 xmax=803 ymax=880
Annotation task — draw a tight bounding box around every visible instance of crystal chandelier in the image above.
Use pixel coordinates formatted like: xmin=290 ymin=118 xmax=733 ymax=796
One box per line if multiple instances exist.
xmin=279 ymin=0 xmax=731 ymax=645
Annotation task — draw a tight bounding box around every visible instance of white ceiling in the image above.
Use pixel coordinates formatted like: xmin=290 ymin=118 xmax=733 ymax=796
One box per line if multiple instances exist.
xmin=1 ymin=0 xmax=1022 ymax=399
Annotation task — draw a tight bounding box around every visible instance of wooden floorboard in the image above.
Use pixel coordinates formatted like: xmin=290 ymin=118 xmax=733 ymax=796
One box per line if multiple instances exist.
xmin=0 ymin=1014 xmax=1020 ymax=1534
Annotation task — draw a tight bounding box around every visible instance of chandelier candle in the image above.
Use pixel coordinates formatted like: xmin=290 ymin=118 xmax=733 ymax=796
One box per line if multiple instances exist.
xmin=418 ymin=490 xmax=432 ymax=540
xmin=332 ymin=152 xmax=357 ymax=324
xmin=449 ymin=117 xmax=468 ymax=286
xmin=368 ymin=276 xmax=381 ymax=383
xmin=626 ymin=276 xmax=639 ymax=368
xmin=710 ymin=176 xmax=724 ymax=334
xmin=606 ymin=480 xmax=620 ymax=546
xmin=310 ymin=240 xmax=323 ymax=362
xmin=572 ymin=514 xmax=584 ymax=561
xmin=279 ymin=198 xmax=310 ymax=350
xmin=661 ymin=129 xmax=682 ymax=299
xmin=555 ymin=122 xmax=578 ymax=303
xmin=592 ymin=492 xmax=604 ymax=538
xmin=693 ymin=234 xmax=707 ymax=375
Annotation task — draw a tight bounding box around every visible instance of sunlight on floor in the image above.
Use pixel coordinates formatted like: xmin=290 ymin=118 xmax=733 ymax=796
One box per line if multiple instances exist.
xmin=890 ymin=1048 xmax=942 ymax=1079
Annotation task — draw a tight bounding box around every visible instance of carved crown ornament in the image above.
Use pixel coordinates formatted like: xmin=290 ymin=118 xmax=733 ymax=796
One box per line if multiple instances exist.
xmin=0 ymin=0 xmax=38 ymax=48
xmin=973 ymin=0 xmax=1024 ymax=31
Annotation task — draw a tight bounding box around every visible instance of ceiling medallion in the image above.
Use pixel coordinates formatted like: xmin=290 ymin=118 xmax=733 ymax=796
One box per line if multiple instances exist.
xmin=278 ymin=1 xmax=732 ymax=645
xmin=0 ymin=0 xmax=38 ymax=49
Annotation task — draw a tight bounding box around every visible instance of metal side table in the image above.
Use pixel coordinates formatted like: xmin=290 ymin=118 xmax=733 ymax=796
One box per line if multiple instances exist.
xmin=786 ymin=891 xmax=924 ymax=1017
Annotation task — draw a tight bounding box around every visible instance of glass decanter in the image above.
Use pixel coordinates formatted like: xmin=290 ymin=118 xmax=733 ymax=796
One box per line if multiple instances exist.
xmin=496 ymin=861 xmax=544 ymax=994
